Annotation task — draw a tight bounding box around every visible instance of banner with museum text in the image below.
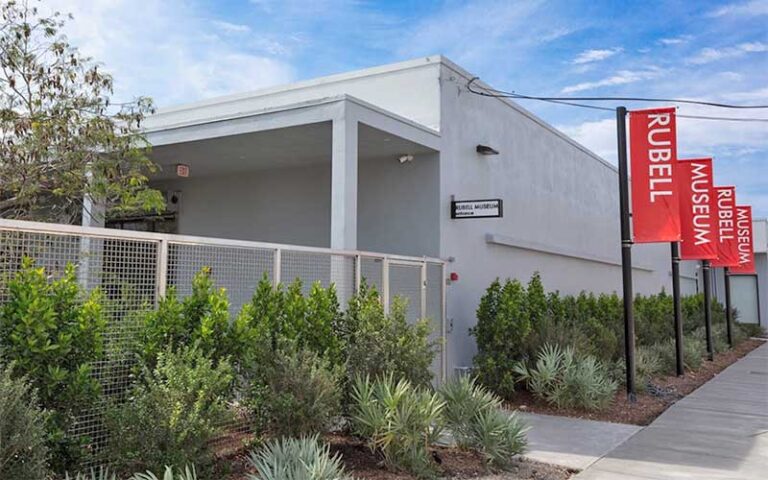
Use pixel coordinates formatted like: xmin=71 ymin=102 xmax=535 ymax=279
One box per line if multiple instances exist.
xmin=730 ymin=205 xmax=755 ymax=274
xmin=711 ymin=186 xmax=740 ymax=267
xmin=629 ymin=107 xmax=681 ymax=243
xmin=677 ymin=158 xmax=718 ymax=260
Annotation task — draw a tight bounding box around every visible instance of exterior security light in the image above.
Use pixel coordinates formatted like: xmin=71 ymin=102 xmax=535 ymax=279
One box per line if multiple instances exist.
xmin=398 ymin=154 xmax=414 ymax=164
xmin=476 ymin=144 xmax=499 ymax=155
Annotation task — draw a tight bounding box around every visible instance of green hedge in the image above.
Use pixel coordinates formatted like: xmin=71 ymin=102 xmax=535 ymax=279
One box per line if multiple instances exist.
xmin=472 ymin=272 xmax=745 ymax=399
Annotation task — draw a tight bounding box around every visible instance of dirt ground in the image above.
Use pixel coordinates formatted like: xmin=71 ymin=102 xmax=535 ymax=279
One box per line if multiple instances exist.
xmin=507 ymin=338 xmax=764 ymax=426
xmin=219 ymin=433 xmax=575 ymax=480
xmin=217 ymin=340 xmax=763 ymax=479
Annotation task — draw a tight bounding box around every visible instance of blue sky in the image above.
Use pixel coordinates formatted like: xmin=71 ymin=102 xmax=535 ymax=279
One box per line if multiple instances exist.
xmin=48 ymin=0 xmax=768 ymax=216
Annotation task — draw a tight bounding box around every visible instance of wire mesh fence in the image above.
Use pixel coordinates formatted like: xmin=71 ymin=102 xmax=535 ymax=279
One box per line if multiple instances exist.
xmin=0 ymin=218 xmax=446 ymax=465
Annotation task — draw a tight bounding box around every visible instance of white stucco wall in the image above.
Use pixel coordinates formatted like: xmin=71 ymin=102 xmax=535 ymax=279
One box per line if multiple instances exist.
xmin=358 ymin=152 xmax=440 ymax=257
xmin=436 ymin=61 xmax=700 ymax=369
xmin=151 ymin=152 xmax=441 ymax=258
xmin=153 ymin=164 xmax=332 ymax=247
xmin=145 ymin=58 xmax=443 ymax=132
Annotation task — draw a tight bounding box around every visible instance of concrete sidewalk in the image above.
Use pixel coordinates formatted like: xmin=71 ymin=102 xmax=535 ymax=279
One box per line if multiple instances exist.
xmin=576 ymin=341 xmax=768 ymax=480
xmin=519 ymin=412 xmax=641 ymax=470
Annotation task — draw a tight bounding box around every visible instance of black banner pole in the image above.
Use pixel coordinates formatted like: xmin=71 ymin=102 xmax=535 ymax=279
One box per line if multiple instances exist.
xmin=702 ymin=260 xmax=714 ymax=361
xmin=671 ymin=242 xmax=684 ymax=376
xmin=616 ymin=106 xmax=636 ymax=401
xmin=724 ymin=267 xmax=733 ymax=348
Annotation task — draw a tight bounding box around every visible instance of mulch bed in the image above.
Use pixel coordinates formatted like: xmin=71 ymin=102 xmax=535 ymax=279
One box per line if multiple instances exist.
xmin=213 ymin=339 xmax=764 ymax=479
xmin=507 ymin=338 xmax=765 ymax=426
xmin=217 ymin=433 xmax=575 ymax=479
xmin=325 ymin=434 xmax=573 ymax=479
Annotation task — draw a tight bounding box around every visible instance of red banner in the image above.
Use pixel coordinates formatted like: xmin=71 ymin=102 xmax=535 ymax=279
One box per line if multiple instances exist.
xmin=730 ymin=206 xmax=755 ymax=274
xmin=629 ymin=107 xmax=681 ymax=242
xmin=711 ymin=186 xmax=739 ymax=267
xmin=677 ymin=159 xmax=718 ymax=260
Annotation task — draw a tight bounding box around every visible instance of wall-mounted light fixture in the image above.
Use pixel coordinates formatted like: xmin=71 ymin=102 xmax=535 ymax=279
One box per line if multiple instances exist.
xmin=476 ymin=144 xmax=499 ymax=156
xmin=398 ymin=154 xmax=414 ymax=164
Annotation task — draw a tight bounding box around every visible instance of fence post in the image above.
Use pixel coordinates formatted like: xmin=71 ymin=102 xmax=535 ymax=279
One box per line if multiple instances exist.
xmin=156 ymin=239 xmax=169 ymax=302
xmin=273 ymin=249 xmax=282 ymax=288
xmin=382 ymin=256 xmax=390 ymax=315
xmin=441 ymin=262 xmax=448 ymax=382
xmin=355 ymin=254 xmax=362 ymax=293
xmin=420 ymin=261 xmax=427 ymax=321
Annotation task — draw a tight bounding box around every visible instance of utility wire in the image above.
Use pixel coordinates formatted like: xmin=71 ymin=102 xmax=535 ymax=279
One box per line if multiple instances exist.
xmin=469 ymin=78 xmax=768 ymax=109
xmin=466 ymin=77 xmax=768 ymax=123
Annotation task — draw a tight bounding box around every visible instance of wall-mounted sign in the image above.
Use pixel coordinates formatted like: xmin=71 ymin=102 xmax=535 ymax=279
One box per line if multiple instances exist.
xmin=451 ymin=199 xmax=503 ymax=219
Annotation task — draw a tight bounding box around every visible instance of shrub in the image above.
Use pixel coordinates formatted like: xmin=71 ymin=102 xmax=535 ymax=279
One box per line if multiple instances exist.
xmin=351 ymin=374 xmax=444 ymax=478
xmin=634 ymin=292 xmax=674 ymax=347
xmin=138 ymin=267 xmax=258 ymax=366
xmin=643 ymin=336 xmax=705 ymax=377
xmin=256 ymin=348 xmax=342 ymax=438
xmin=683 ymin=336 xmax=705 ymax=370
xmin=105 ymin=346 xmax=233 ymax=474
xmin=691 ymin=325 xmax=730 ymax=355
xmin=567 ymin=292 xmax=622 ymax=362
xmin=514 ymin=344 xmax=617 ymax=411
xmin=246 ymin=436 xmax=352 ymax=480
xmin=437 ymin=376 xmax=526 ymax=467
xmin=471 ymin=278 xmax=532 ymax=397
xmin=634 ymin=346 xmax=663 ymax=392
xmin=0 ymin=258 xmax=106 ymax=471
xmin=0 ymin=363 xmax=50 ymax=480
xmin=344 ymin=285 xmax=436 ymax=387
xmin=738 ymin=322 xmax=766 ymax=338
xmin=237 ymin=276 xmax=344 ymax=366
xmin=681 ymin=294 xmax=728 ymax=337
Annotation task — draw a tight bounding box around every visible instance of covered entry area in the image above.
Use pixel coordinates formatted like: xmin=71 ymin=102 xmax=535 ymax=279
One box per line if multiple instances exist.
xmin=132 ymin=95 xmax=441 ymax=258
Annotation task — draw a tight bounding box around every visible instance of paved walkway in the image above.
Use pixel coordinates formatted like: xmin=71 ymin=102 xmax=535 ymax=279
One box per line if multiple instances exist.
xmin=519 ymin=412 xmax=641 ymax=470
xmin=576 ymin=342 xmax=768 ymax=480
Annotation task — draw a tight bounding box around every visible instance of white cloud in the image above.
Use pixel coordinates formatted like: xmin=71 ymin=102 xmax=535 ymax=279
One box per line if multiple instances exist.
xmin=212 ymin=20 xmax=251 ymax=34
xmin=688 ymin=42 xmax=768 ymax=64
xmin=560 ymin=69 xmax=661 ymax=94
xmin=558 ymin=118 xmax=617 ymax=164
xmin=571 ymin=48 xmax=622 ymax=65
xmin=557 ymin=103 xmax=768 ymax=215
xmin=43 ymin=0 xmax=295 ymax=106
xmin=659 ymin=35 xmax=692 ymax=46
xmin=396 ymin=0 xmax=575 ymax=67
xmin=708 ymin=0 xmax=768 ymax=17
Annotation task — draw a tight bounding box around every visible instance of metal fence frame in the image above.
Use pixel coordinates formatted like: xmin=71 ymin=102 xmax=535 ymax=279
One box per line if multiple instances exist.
xmin=0 ymin=218 xmax=448 ymax=380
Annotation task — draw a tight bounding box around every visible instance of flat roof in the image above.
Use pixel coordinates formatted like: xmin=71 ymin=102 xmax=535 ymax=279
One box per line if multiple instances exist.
xmin=146 ymin=55 xmax=614 ymax=173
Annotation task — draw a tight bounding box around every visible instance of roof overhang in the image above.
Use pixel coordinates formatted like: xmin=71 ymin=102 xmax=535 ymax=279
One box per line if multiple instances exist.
xmin=144 ymin=94 xmax=440 ymax=152
xmin=145 ymin=95 xmax=441 ymax=180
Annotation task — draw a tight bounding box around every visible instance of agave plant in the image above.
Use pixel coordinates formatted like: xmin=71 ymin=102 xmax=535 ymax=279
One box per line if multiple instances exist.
xmin=247 ymin=435 xmax=352 ymax=480
xmin=130 ymin=465 xmax=198 ymax=480
xmin=515 ymin=344 xmax=617 ymax=411
xmin=437 ymin=375 xmax=500 ymax=448
xmin=437 ymin=376 xmax=527 ymax=467
xmin=65 ymin=468 xmax=114 ymax=480
xmin=351 ymin=374 xmax=444 ymax=478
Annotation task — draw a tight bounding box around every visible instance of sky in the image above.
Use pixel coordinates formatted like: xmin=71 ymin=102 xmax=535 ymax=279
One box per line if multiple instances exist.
xmin=45 ymin=0 xmax=768 ymax=216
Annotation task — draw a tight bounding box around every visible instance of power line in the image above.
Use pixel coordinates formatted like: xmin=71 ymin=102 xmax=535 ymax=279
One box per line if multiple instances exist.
xmin=468 ymin=78 xmax=768 ymax=109
xmin=466 ymin=78 xmax=768 ymax=123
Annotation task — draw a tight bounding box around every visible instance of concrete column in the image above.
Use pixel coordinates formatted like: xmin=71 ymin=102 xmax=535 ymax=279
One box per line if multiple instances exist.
xmin=78 ymin=183 xmax=106 ymax=291
xmin=331 ymin=114 xmax=358 ymax=250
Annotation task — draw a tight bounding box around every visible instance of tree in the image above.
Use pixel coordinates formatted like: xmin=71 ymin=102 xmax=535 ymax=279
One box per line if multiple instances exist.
xmin=0 ymin=0 xmax=164 ymax=223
